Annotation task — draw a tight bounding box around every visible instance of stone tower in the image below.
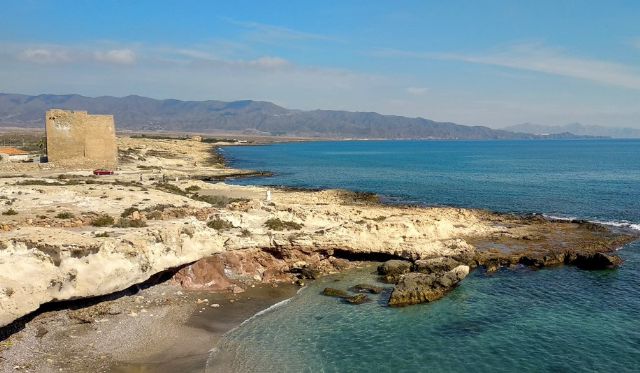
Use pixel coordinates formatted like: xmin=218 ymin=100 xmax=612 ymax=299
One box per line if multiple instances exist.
xmin=45 ymin=109 xmax=118 ymax=168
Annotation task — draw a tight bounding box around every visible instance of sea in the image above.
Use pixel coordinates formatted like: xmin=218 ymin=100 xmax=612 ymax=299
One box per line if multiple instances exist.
xmin=207 ymin=139 xmax=640 ymax=372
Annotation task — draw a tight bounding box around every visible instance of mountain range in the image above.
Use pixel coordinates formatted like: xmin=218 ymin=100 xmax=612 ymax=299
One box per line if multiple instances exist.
xmin=0 ymin=93 xmax=600 ymax=140
xmin=503 ymin=122 xmax=640 ymax=139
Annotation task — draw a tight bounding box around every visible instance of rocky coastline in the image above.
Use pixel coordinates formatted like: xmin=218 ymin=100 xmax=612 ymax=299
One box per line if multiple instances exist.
xmin=1 ymin=136 xmax=638 ymax=371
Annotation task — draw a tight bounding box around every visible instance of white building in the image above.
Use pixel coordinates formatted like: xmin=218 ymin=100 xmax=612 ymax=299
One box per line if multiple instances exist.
xmin=0 ymin=147 xmax=31 ymax=162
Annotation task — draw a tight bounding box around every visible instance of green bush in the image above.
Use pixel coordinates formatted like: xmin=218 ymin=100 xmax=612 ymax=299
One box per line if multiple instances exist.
xmin=207 ymin=218 xmax=233 ymax=230
xmin=264 ymin=218 xmax=303 ymax=231
xmin=91 ymin=215 xmax=115 ymax=227
xmin=55 ymin=212 xmax=75 ymax=219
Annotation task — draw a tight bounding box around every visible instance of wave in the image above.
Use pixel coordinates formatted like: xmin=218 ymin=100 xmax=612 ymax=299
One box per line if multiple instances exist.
xmin=542 ymin=214 xmax=640 ymax=232
xmin=207 ymin=286 xmax=305 ymax=359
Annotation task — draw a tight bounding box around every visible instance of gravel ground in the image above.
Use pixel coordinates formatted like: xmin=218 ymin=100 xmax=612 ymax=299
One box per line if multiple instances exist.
xmin=0 ymin=281 xmax=299 ymax=373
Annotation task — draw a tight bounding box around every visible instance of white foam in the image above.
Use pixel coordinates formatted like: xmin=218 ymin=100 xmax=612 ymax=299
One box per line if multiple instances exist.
xmin=542 ymin=214 xmax=640 ymax=232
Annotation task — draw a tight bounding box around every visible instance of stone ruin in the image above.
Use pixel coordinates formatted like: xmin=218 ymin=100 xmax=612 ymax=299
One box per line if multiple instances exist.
xmin=45 ymin=109 xmax=118 ymax=168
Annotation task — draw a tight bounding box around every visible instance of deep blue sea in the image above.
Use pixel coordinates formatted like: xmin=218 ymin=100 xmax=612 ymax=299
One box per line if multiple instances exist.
xmin=207 ymin=140 xmax=640 ymax=372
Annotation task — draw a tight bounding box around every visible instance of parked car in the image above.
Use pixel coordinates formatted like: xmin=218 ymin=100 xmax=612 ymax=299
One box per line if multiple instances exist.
xmin=93 ymin=169 xmax=114 ymax=176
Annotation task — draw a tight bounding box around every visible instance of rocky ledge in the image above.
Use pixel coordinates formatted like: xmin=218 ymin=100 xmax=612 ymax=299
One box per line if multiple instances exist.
xmin=1 ymin=136 xmax=638 ymax=331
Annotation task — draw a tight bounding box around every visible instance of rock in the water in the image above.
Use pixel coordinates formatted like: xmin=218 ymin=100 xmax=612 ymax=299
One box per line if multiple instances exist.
xmin=413 ymin=257 xmax=461 ymax=274
xmin=572 ymin=252 xmax=623 ymax=270
xmin=343 ymin=293 xmax=370 ymax=304
xmin=322 ymin=287 xmax=349 ymax=298
xmin=378 ymin=260 xmax=412 ymax=283
xmin=349 ymin=284 xmax=384 ymax=294
xmin=388 ymin=265 xmax=470 ymax=307
xmin=299 ymin=266 xmax=320 ymax=280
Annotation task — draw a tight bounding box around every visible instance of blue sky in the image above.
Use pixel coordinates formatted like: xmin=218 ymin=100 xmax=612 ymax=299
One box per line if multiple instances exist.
xmin=1 ymin=0 xmax=639 ymax=128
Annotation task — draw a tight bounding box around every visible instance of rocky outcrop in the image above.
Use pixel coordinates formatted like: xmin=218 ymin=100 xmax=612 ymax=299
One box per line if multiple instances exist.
xmin=349 ymin=284 xmax=384 ymax=294
xmin=321 ymin=287 xmax=370 ymax=305
xmin=378 ymin=260 xmax=412 ymax=283
xmin=388 ymin=265 xmax=470 ymax=307
xmin=413 ymin=257 xmax=462 ymax=274
xmin=571 ymin=252 xmax=623 ymax=270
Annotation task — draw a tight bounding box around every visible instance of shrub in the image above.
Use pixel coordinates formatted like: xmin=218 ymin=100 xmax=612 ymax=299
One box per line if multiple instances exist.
xmin=207 ymin=218 xmax=233 ymax=231
xmin=94 ymin=232 xmax=110 ymax=238
xmin=91 ymin=215 xmax=115 ymax=227
xmin=153 ymin=182 xmax=186 ymax=195
xmin=55 ymin=212 xmax=75 ymax=219
xmin=264 ymin=218 xmax=303 ymax=231
xmin=121 ymin=207 xmax=139 ymax=218
xmin=113 ymin=218 xmax=147 ymax=228
xmin=2 ymin=209 xmax=18 ymax=216
xmin=185 ymin=185 xmax=201 ymax=193
xmin=192 ymin=194 xmax=247 ymax=207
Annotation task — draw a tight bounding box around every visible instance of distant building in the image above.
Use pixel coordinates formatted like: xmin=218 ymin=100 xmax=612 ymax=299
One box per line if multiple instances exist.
xmin=45 ymin=109 xmax=118 ymax=168
xmin=0 ymin=147 xmax=31 ymax=162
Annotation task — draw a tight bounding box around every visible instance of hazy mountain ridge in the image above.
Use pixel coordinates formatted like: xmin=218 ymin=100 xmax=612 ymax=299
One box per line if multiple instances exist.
xmin=504 ymin=122 xmax=640 ymax=138
xmin=0 ymin=93 xmax=593 ymax=139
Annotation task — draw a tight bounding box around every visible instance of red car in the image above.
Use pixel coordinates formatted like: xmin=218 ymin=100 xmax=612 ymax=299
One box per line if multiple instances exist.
xmin=93 ymin=169 xmax=114 ymax=176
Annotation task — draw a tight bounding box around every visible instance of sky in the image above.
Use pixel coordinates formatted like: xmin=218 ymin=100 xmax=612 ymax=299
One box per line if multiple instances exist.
xmin=1 ymin=0 xmax=640 ymax=128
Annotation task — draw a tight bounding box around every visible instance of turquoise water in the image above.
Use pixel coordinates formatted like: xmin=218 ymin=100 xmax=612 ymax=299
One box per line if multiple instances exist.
xmin=208 ymin=140 xmax=640 ymax=372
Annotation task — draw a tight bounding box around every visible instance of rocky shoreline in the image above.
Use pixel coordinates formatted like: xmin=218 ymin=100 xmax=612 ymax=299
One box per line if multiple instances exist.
xmin=1 ymin=136 xmax=638 ymax=371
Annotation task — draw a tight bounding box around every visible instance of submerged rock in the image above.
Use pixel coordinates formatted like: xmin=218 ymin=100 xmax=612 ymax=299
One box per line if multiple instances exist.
xmin=322 ymin=287 xmax=349 ymax=298
xmin=378 ymin=260 xmax=412 ymax=283
xmin=388 ymin=265 xmax=470 ymax=307
xmin=349 ymin=284 xmax=384 ymax=294
xmin=343 ymin=293 xmax=370 ymax=304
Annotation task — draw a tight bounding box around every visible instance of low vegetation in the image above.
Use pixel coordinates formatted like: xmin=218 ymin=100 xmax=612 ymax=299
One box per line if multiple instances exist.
xmin=153 ymin=182 xmax=186 ymax=196
xmin=207 ymin=218 xmax=234 ymax=231
xmin=2 ymin=209 xmax=18 ymax=216
xmin=264 ymin=218 xmax=303 ymax=231
xmin=94 ymin=232 xmax=110 ymax=238
xmin=113 ymin=218 xmax=147 ymax=228
xmin=91 ymin=215 xmax=115 ymax=227
xmin=185 ymin=185 xmax=201 ymax=193
xmin=121 ymin=207 xmax=139 ymax=218
xmin=192 ymin=194 xmax=247 ymax=207
xmin=55 ymin=212 xmax=75 ymax=219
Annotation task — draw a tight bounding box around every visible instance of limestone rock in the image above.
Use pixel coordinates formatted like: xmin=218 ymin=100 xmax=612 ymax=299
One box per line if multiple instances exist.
xmin=378 ymin=260 xmax=412 ymax=283
xmin=349 ymin=284 xmax=384 ymax=294
xmin=572 ymin=252 xmax=623 ymax=270
xmin=388 ymin=265 xmax=469 ymax=307
xmin=413 ymin=257 xmax=461 ymax=274
xmin=343 ymin=293 xmax=370 ymax=304
xmin=322 ymin=288 xmax=349 ymax=298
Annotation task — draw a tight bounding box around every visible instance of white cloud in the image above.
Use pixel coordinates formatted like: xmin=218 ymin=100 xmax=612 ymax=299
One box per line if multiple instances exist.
xmin=19 ymin=48 xmax=72 ymax=64
xmin=406 ymin=87 xmax=429 ymax=96
xmin=248 ymin=56 xmax=290 ymax=69
xmin=226 ymin=19 xmax=334 ymax=42
xmin=376 ymin=43 xmax=640 ymax=90
xmin=94 ymin=49 xmax=136 ymax=65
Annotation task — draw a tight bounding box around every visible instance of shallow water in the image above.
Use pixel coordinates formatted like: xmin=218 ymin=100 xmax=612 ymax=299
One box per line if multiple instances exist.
xmin=208 ymin=140 xmax=640 ymax=372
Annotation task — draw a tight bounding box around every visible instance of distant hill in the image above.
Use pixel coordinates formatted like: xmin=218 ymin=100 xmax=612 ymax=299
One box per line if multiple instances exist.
xmin=504 ymin=122 xmax=640 ymax=139
xmin=0 ymin=93 xmax=593 ymax=140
